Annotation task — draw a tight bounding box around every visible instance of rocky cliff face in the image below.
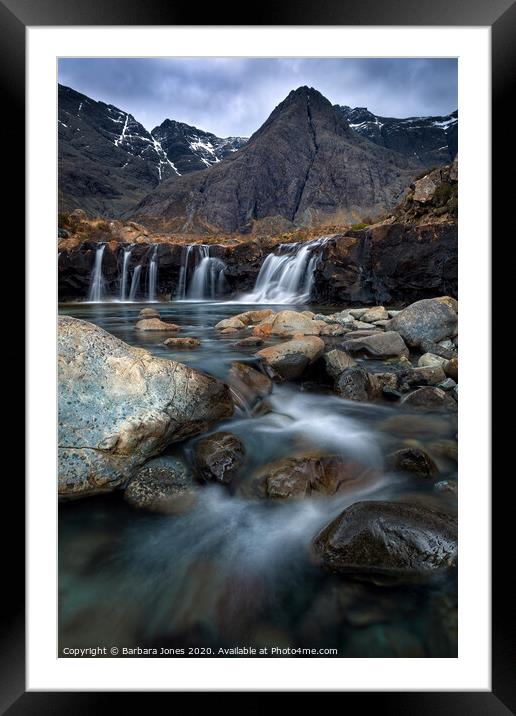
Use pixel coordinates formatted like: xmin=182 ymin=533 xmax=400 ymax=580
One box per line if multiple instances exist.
xmin=129 ymin=87 xmax=424 ymax=234
xmin=58 ymin=85 xmax=247 ymax=217
xmin=336 ymin=105 xmax=457 ymax=167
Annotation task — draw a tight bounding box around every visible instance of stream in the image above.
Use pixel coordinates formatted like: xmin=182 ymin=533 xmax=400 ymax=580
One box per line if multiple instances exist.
xmin=58 ymin=301 xmax=458 ymax=657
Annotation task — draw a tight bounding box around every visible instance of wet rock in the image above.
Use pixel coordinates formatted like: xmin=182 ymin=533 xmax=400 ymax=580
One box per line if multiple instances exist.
xmin=323 ymin=349 xmax=357 ymax=380
xmin=402 ymin=386 xmax=457 ymax=411
xmin=215 ymin=317 xmax=246 ymax=330
xmin=58 ymin=316 xmax=233 ymax=497
xmin=438 ymin=378 xmax=456 ymax=391
xmin=445 ymin=357 xmax=458 ymax=382
xmin=256 ymin=336 xmax=325 ymax=381
xmin=418 ymin=352 xmax=448 ymax=368
xmin=429 ymin=440 xmax=458 ymax=463
xmin=242 ymin=453 xmax=367 ymax=500
xmin=386 ymin=447 xmax=438 ymax=478
xmin=335 ymin=367 xmax=378 ymax=402
xmin=193 ymin=431 xmax=245 ymax=485
xmin=220 ymin=327 xmax=239 ymax=334
xmin=236 ymin=336 xmax=264 ymax=347
xmin=349 ymin=308 xmax=369 ymax=319
xmin=163 ymin=337 xmax=201 ymax=349
xmin=312 ymin=500 xmax=457 ymax=579
xmin=228 ymin=362 xmax=273 ymax=407
xmin=138 ymin=307 xmax=160 ymax=320
xmin=349 ymin=320 xmax=381 ymax=331
xmin=342 ymin=331 xmax=409 ymax=359
xmin=253 ymin=310 xmax=321 ymax=337
xmin=372 ymin=319 xmax=390 ymax=328
xmin=435 ymin=480 xmax=458 ymax=495
xmin=386 ymin=297 xmax=457 ymax=349
xmin=124 ymin=456 xmax=198 ymax=513
xmin=360 ymin=306 xmax=389 ymax=323
xmin=398 ymin=365 xmax=446 ymax=388
xmin=318 ymin=323 xmax=350 ymax=336
xmin=135 ymin=318 xmax=181 ymax=331
xmin=233 ymin=309 xmax=274 ymax=325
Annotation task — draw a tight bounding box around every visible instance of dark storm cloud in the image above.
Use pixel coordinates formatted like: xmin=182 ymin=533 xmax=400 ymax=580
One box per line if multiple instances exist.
xmin=58 ymin=58 xmax=457 ymax=137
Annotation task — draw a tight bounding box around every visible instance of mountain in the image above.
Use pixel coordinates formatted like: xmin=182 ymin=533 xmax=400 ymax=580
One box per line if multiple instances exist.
xmin=58 ymin=85 xmax=179 ymax=216
xmin=58 ymin=84 xmax=248 ymax=217
xmin=130 ymin=86 xmax=424 ymax=234
xmin=152 ymin=120 xmax=247 ymax=174
xmin=335 ymin=105 xmax=458 ymax=167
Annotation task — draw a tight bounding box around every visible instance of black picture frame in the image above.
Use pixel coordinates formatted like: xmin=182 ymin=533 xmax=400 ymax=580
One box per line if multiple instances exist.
xmin=7 ymin=0 xmax=511 ymax=709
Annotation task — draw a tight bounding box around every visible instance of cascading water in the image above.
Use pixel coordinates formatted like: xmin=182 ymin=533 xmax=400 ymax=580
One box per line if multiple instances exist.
xmin=147 ymin=245 xmax=159 ymax=302
xmin=87 ymin=244 xmax=106 ymax=302
xmin=128 ymin=265 xmax=142 ymax=301
xmin=119 ymin=247 xmax=133 ymax=301
xmin=176 ymin=244 xmax=228 ymax=301
xmin=243 ymin=235 xmax=332 ymax=304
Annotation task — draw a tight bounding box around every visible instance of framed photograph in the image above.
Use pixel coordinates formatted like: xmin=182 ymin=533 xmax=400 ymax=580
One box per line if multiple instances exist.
xmin=8 ymin=0 xmax=509 ymax=707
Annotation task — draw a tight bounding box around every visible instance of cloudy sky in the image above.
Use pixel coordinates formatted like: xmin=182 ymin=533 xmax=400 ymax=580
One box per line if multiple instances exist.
xmin=58 ymin=58 xmax=457 ymax=138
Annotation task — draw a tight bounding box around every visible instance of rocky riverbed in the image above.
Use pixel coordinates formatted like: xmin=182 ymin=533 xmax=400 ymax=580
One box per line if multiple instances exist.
xmin=59 ymin=297 xmax=458 ymax=657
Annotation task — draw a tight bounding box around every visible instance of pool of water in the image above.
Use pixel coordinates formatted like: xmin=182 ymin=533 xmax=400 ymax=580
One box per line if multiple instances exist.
xmin=58 ymin=301 xmax=458 ymax=657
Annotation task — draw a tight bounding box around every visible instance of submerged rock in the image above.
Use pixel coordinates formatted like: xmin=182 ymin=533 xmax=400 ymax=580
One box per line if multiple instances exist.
xmin=256 ymin=336 xmax=325 ymax=380
xmin=312 ymin=500 xmax=457 ymax=579
xmin=385 ymin=297 xmax=457 ymax=349
xmin=163 ymin=337 xmax=201 ymax=349
xmin=135 ymin=318 xmax=181 ymax=331
xmin=342 ymin=331 xmax=409 ymax=359
xmin=124 ymin=456 xmax=198 ymax=513
xmin=386 ymin=447 xmax=438 ymax=478
xmin=236 ymin=336 xmax=264 ymax=347
xmin=58 ymin=316 xmax=233 ymax=497
xmin=228 ymin=362 xmax=273 ymax=408
xmin=193 ymin=431 xmax=246 ymax=485
xmin=242 ymin=453 xmax=368 ymax=500
xmin=402 ymin=386 xmax=457 ymax=411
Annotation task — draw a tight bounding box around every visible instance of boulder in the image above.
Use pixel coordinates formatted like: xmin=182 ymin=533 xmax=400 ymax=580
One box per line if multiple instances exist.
xmin=398 ymin=365 xmax=446 ymax=388
xmin=349 ymin=308 xmax=369 ymax=319
xmin=233 ymin=309 xmax=274 ymax=325
xmin=215 ymin=317 xmax=246 ymax=330
xmin=386 ymin=297 xmax=457 ymax=349
xmin=256 ymin=336 xmax=325 ymax=381
xmin=138 ymin=307 xmax=160 ymax=320
xmin=435 ymin=480 xmax=458 ymax=495
xmin=335 ymin=367 xmax=378 ymax=402
xmin=312 ymin=501 xmax=457 ymax=579
xmin=418 ymin=352 xmax=448 ymax=368
xmin=342 ymin=331 xmax=409 ymax=359
xmin=193 ymin=431 xmax=245 ymax=485
xmin=438 ymin=378 xmax=457 ymax=391
xmin=58 ymin=316 xmax=233 ymax=497
xmin=445 ymin=357 xmax=458 ymax=382
xmin=228 ymin=362 xmax=273 ymax=408
xmin=253 ymin=310 xmax=320 ymax=337
xmin=386 ymin=448 xmax=438 ymax=478
xmin=413 ymin=174 xmax=437 ymax=203
xmin=124 ymin=456 xmax=198 ymax=513
xmin=401 ymin=386 xmax=457 ymax=411
xmin=360 ymin=306 xmax=389 ymax=323
xmin=163 ymin=337 xmax=201 ymax=349
xmin=135 ymin=318 xmax=180 ymax=332
xmin=323 ymin=349 xmax=356 ymax=380
xmin=242 ymin=454 xmax=367 ymax=500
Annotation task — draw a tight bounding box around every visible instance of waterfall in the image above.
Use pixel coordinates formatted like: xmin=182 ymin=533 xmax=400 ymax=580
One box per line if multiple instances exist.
xmin=88 ymin=244 xmax=106 ymax=302
xmin=128 ymin=265 xmax=142 ymax=301
xmin=176 ymin=244 xmax=227 ymax=301
xmin=147 ymin=245 xmax=159 ymax=302
xmin=119 ymin=247 xmax=132 ymax=301
xmin=243 ymin=236 xmax=331 ymax=304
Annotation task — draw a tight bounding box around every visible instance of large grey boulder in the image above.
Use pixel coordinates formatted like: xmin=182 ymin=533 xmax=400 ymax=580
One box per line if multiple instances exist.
xmin=58 ymin=316 xmax=233 ymax=497
xmin=385 ymin=297 xmax=458 ymax=349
